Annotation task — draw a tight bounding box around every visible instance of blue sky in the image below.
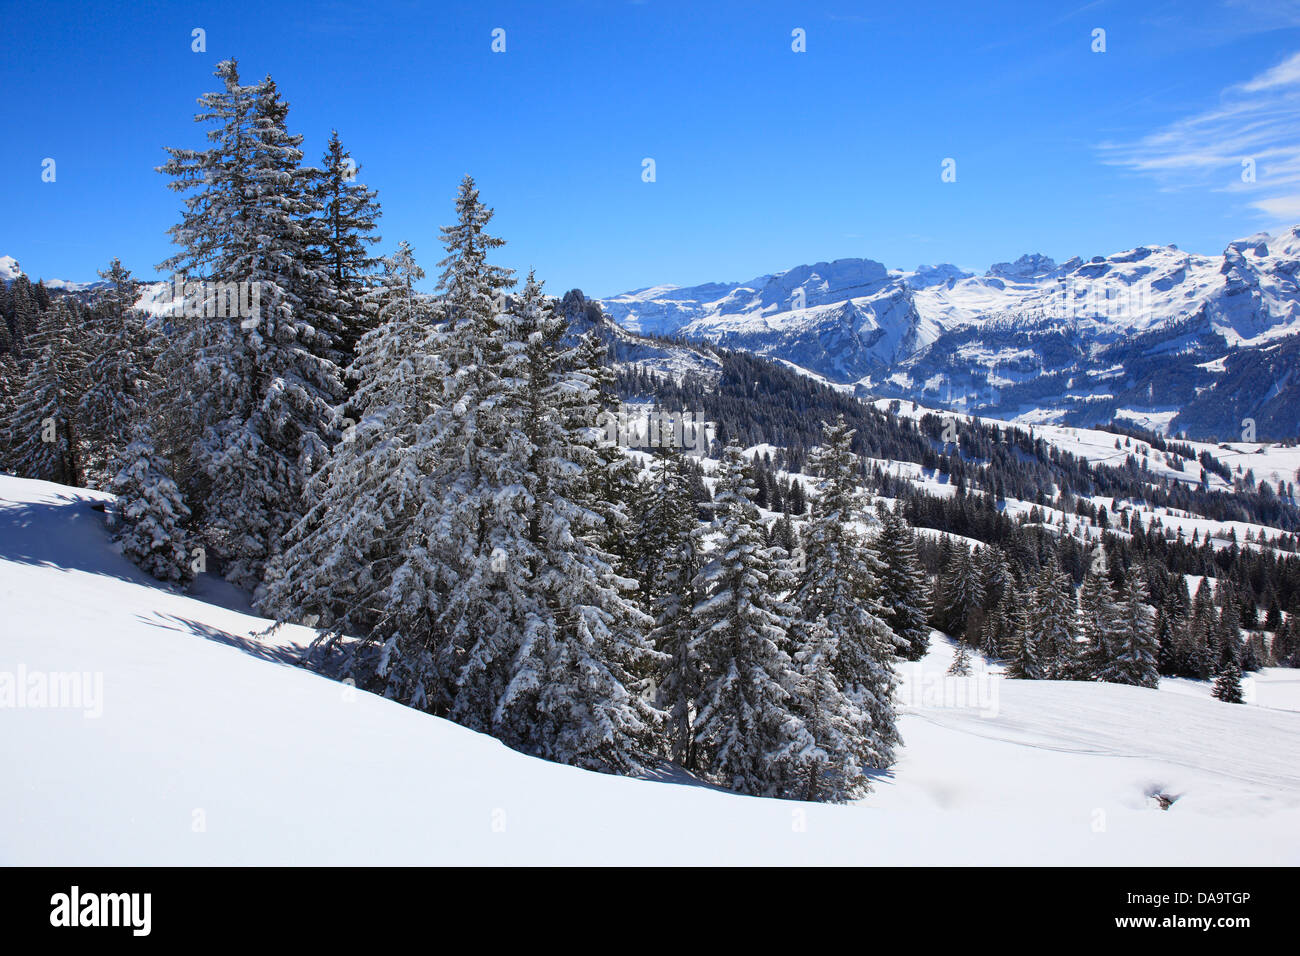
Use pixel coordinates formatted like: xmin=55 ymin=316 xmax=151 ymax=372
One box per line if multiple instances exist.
xmin=4 ymin=0 xmax=1300 ymax=297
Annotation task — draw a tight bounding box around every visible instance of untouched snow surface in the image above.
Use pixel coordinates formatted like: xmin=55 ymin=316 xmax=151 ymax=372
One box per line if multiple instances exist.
xmin=2 ymin=474 xmax=1298 ymax=865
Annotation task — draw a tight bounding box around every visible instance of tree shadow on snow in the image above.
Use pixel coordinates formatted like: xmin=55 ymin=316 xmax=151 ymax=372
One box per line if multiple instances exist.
xmin=861 ymin=765 xmax=899 ymax=792
xmin=635 ymin=761 xmax=730 ymax=791
xmin=0 ymin=496 xmax=152 ymax=587
xmin=138 ymin=612 xmax=306 ymax=668
xmin=0 ymin=494 xmax=263 ymax=616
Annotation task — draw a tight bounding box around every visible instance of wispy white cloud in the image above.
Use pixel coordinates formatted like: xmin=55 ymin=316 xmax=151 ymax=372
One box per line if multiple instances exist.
xmin=1253 ymin=195 xmax=1300 ymax=218
xmin=1240 ymin=50 xmax=1300 ymax=90
xmin=1098 ymin=50 xmax=1300 ymax=224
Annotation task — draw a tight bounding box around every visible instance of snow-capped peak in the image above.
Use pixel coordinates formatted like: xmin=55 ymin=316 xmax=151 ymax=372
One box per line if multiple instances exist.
xmin=987 ymin=253 xmax=1058 ymax=280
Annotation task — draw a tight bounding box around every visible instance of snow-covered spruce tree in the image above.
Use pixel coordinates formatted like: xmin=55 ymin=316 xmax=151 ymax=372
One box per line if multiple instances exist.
xmin=1076 ymin=553 xmax=1120 ymax=680
xmin=873 ymin=502 xmax=931 ymax=661
xmin=978 ymin=545 xmax=1011 ymax=617
xmin=261 ymin=242 xmax=442 ymax=692
xmin=793 ymin=417 xmax=900 ymax=774
xmin=1214 ymin=588 xmax=1244 ymax=670
xmin=1212 ymin=656 xmax=1245 ymax=703
xmin=1030 ymin=563 xmax=1077 ymax=679
xmin=635 ymin=446 xmax=697 ymax=610
xmin=6 ymin=275 xmax=42 ymax=347
xmin=947 ymin=640 xmax=972 ymax=676
xmin=157 ymin=60 xmax=344 ymax=591
xmin=928 ymin=537 xmax=958 ymax=630
xmin=111 ymin=419 xmax=194 ymax=584
xmin=0 ymin=308 xmax=11 ymax=360
xmin=1098 ymin=567 xmax=1159 ymax=688
xmin=1004 ymin=597 xmax=1044 ymax=680
xmin=1169 ymin=617 xmax=1200 ymax=679
xmin=281 ymin=179 xmax=515 ymax=717
xmin=409 ymin=174 xmax=531 ymax=727
xmin=789 ymin=615 xmax=871 ymax=801
xmin=983 ymin=579 xmax=1027 ymax=659
xmin=640 ymin=446 xmax=706 ymax=768
xmin=1241 ymin=633 xmax=1266 ymax=672
xmin=78 ymin=259 xmax=151 ymax=484
xmin=1154 ymin=583 xmax=1189 ymax=677
xmin=488 ymin=270 xmax=662 ymax=773
xmin=1280 ymin=613 xmax=1300 ymax=667
xmin=769 ymin=510 xmax=798 ymax=555
xmin=979 ymin=598 xmax=1006 ymax=659
xmin=308 ymin=130 xmax=382 ymax=370
xmin=940 ymin=547 xmax=985 ymax=643
xmin=10 ymin=300 xmax=86 ymax=486
xmin=352 ymin=183 xmax=661 ymax=772
xmin=1187 ymin=578 xmax=1219 ymax=679
xmin=574 ymin=330 xmax=644 ymax=583
xmin=436 ymin=175 xmax=517 ymax=330
xmin=0 ymin=354 xmax=19 ymax=469
xmin=690 ymin=442 xmax=813 ymax=797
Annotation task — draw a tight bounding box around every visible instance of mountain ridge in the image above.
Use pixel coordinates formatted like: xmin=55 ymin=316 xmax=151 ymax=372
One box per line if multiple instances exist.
xmin=600 ymin=226 xmax=1300 ymax=439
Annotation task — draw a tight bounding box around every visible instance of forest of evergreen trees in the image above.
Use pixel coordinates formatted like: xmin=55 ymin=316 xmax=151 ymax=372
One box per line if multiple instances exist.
xmin=617 ymin=340 xmax=1300 ymax=695
xmin=0 ymin=60 xmax=919 ymax=801
xmin=3 ymin=58 xmax=1297 ymax=803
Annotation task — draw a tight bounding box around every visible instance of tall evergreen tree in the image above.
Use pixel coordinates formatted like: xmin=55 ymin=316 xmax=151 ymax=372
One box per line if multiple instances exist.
xmin=309 ymin=130 xmax=382 ymax=367
xmin=984 ymin=580 xmax=1028 ymax=659
xmin=1212 ymin=656 xmax=1245 ymax=703
xmin=1215 ymin=586 xmax=1244 ymax=670
xmin=1188 ymin=578 xmax=1219 ymax=679
xmin=1274 ymin=612 xmax=1299 ymax=667
xmin=1098 ymin=567 xmax=1159 ymax=688
xmin=1030 ymin=563 xmax=1077 ymax=679
xmin=1005 ymin=593 xmax=1044 ymax=680
xmin=940 ymin=548 xmax=986 ymax=642
xmin=789 ymin=616 xmax=872 ymax=801
xmin=690 ymin=442 xmax=812 ymax=797
xmin=793 ymin=417 xmax=900 ymax=773
xmin=10 ymin=301 xmax=85 ymax=486
xmin=947 ymin=640 xmax=972 ymax=676
xmin=412 ymin=177 xmax=532 ymax=727
xmin=0 ymin=353 xmax=20 ymax=470
xmin=262 ymin=242 xmax=439 ymax=656
xmin=110 ymin=419 xmax=194 ymax=584
xmin=575 ymin=331 xmax=643 ymax=582
xmin=874 ymin=503 xmax=931 ymax=661
xmin=1077 ymin=553 xmax=1120 ymax=679
xmin=1154 ymin=579 xmax=1190 ymax=677
xmin=157 ymin=59 xmax=345 ymax=591
xmin=488 ymin=270 xmax=663 ymax=772
xmin=78 ymin=259 xmax=150 ymax=484
xmin=640 ymin=447 xmax=706 ymax=769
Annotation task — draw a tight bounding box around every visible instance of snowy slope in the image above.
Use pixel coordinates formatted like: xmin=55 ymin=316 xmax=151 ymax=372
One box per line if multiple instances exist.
xmin=2 ymin=474 xmax=1298 ymax=865
xmin=875 ymin=396 xmax=1300 ymax=493
xmin=868 ymin=397 xmax=1300 ymax=555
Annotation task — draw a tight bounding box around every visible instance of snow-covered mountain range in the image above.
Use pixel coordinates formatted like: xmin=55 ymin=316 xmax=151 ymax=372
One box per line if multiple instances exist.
xmin=602 ymin=228 xmax=1300 ymax=439
xmin=8 ymin=224 xmax=1300 ymax=439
